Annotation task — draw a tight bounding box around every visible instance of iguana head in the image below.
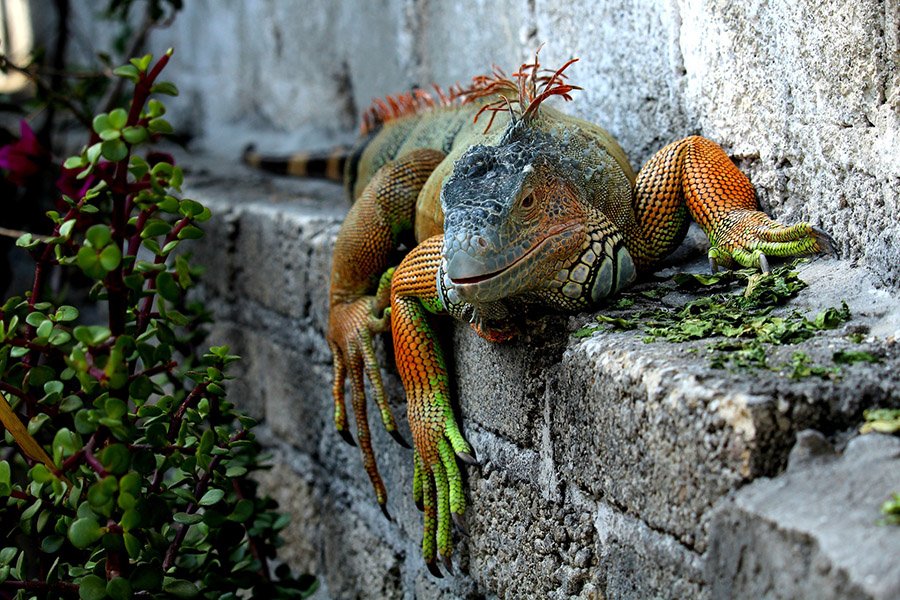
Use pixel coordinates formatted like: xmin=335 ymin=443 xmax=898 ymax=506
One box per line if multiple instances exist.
xmin=440 ymin=120 xmax=590 ymax=305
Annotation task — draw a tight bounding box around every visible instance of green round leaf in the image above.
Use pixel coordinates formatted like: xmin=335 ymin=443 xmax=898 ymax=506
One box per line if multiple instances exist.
xmin=55 ymin=305 xmax=79 ymax=322
xmin=177 ymin=225 xmax=204 ymax=240
xmin=92 ymin=114 xmax=112 ymax=135
xmin=112 ymin=64 xmax=139 ymax=81
xmin=140 ymin=219 xmax=172 ymax=239
xmin=123 ymin=532 xmax=141 ymax=558
xmin=99 ymin=129 xmax=121 ymax=141
xmin=108 ymin=108 xmax=128 ymax=130
xmin=68 ymin=517 xmax=104 ymax=549
xmin=107 ymin=576 xmax=132 ymax=600
xmin=173 ymin=512 xmax=202 ymax=525
xmin=41 ymin=534 xmax=65 ymax=553
xmin=86 ymin=142 xmax=103 ymax=165
xmin=73 ymin=325 xmax=112 ymax=346
xmin=162 ymin=579 xmax=199 ymax=598
xmin=150 ymin=81 xmax=179 ymax=96
xmin=155 ymin=272 xmax=180 ymax=302
xmin=25 ymin=311 xmax=48 ymax=327
xmin=99 ymin=244 xmax=122 ymax=271
xmin=86 ymin=224 xmax=112 ymax=248
xmin=119 ymin=472 xmax=141 ymax=497
xmin=120 ymin=506 xmax=140 ymax=529
xmin=148 ymin=118 xmax=173 ymax=135
xmin=101 ymin=139 xmax=128 ymax=162
xmin=64 ymin=156 xmax=86 ymax=171
xmin=79 ymin=574 xmax=107 ymax=600
xmin=122 ymin=126 xmax=148 ymax=145
xmin=100 ymin=444 xmax=130 ymax=474
xmin=198 ymin=488 xmax=225 ymax=506
xmin=76 ymin=246 xmax=104 ymax=279
xmin=30 ymin=464 xmax=51 ymax=484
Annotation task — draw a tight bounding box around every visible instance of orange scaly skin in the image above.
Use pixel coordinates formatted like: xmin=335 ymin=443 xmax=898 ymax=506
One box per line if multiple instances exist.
xmin=251 ymin=56 xmax=832 ymax=576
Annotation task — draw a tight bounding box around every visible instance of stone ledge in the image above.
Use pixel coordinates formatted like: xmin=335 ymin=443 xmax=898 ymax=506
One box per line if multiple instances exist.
xmin=184 ymin=160 xmax=900 ymax=598
xmin=706 ymin=433 xmax=900 ymax=600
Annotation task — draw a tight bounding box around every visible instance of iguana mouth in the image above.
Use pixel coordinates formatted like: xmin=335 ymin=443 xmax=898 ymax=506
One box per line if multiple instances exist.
xmin=450 ymin=222 xmax=580 ymax=286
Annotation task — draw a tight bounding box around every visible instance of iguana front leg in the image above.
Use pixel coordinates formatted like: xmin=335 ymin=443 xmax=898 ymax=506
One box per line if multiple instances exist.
xmin=328 ymin=149 xmax=445 ymax=513
xmin=390 ymin=235 xmax=474 ymax=576
xmin=628 ymin=135 xmax=832 ymax=271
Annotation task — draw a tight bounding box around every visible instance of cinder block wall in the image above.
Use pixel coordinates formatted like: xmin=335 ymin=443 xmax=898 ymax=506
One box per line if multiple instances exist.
xmin=61 ymin=1 xmax=900 ymax=598
xmin=125 ymin=0 xmax=898 ymax=288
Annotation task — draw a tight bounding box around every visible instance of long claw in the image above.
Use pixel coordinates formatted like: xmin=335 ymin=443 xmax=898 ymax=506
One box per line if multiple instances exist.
xmin=390 ymin=430 xmax=412 ymax=448
xmin=758 ymin=253 xmax=770 ymax=273
xmin=452 ymin=512 xmax=469 ymax=536
xmin=441 ymin=554 xmax=454 ymax=575
xmin=426 ymin=561 xmax=443 ymax=578
xmin=380 ymin=503 xmax=392 ymax=521
xmin=814 ymin=228 xmax=837 ymax=255
xmin=456 ymin=450 xmax=477 ymax=465
xmin=709 ymin=256 xmax=719 ymax=274
xmin=339 ymin=429 xmax=357 ymax=447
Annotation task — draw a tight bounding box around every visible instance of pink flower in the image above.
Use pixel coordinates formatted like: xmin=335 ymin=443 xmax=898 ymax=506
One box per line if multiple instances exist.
xmin=0 ymin=120 xmax=46 ymax=186
xmin=56 ymin=167 xmax=96 ymax=200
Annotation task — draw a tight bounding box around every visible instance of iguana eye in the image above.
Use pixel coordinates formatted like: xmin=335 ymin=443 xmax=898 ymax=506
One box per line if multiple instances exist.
xmin=521 ymin=193 xmax=535 ymax=209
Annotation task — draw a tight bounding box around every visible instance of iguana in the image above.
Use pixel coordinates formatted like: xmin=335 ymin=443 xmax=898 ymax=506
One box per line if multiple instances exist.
xmin=244 ymin=55 xmax=831 ymax=576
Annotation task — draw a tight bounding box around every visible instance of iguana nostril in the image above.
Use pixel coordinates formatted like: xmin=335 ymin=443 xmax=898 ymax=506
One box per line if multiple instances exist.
xmin=475 ymin=236 xmax=488 ymax=249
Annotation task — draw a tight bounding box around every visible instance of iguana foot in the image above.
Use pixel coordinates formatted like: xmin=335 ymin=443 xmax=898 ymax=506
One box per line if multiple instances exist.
xmin=708 ymin=209 xmax=834 ymax=272
xmin=328 ymin=293 xmax=405 ymax=510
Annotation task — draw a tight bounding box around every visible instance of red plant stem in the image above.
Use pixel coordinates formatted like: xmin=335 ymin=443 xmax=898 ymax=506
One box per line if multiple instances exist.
xmin=7 ymin=337 xmax=59 ymax=354
xmin=232 ymin=478 xmax=271 ymax=581
xmin=107 ymin=52 xmax=171 ymax=336
xmin=127 ymin=360 xmax=176 ymax=383
xmin=1 ymin=580 xmax=80 ymax=594
xmin=167 ymin=381 xmax=209 ymax=443
xmin=125 ymin=208 xmax=154 ymax=260
xmin=135 ymin=216 xmax=192 ymax=335
xmin=162 ymin=429 xmax=247 ymax=570
xmin=83 ymin=433 xmax=109 ymax=477
xmin=0 ymin=381 xmax=28 ymax=400
xmin=22 ymin=195 xmax=88 ymax=374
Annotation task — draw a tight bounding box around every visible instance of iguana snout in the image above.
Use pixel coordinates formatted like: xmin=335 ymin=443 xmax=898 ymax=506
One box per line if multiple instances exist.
xmin=440 ymin=123 xmax=589 ymax=305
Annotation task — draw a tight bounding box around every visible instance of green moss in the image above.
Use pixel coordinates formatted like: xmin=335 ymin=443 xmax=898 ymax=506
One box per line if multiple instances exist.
xmin=577 ymin=260 xmax=860 ymax=376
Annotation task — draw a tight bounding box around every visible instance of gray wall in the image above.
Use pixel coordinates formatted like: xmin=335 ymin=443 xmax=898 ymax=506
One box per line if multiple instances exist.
xmin=121 ymin=0 xmax=899 ymax=288
xmin=57 ymin=1 xmax=900 ymax=598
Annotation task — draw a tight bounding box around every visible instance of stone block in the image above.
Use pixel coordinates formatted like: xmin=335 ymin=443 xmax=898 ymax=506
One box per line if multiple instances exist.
xmin=552 ymin=260 xmax=900 ymax=550
xmin=706 ymin=433 xmax=900 ymax=600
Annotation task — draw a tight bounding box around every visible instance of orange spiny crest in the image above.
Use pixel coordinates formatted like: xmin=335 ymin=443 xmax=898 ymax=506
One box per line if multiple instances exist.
xmin=359 ymin=84 xmax=464 ymax=135
xmin=358 ymin=51 xmax=582 ymax=135
xmin=460 ymin=51 xmax=582 ymax=132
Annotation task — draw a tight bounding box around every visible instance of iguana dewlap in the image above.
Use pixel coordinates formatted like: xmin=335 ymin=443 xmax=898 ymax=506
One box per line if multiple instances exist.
xmin=244 ymin=56 xmax=830 ymax=577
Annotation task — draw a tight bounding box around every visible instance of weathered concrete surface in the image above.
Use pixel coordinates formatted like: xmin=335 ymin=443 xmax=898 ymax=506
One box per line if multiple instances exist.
xmin=182 ymin=155 xmax=900 ymax=598
xmin=706 ymin=433 xmax=900 ymax=600
xmin=60 ymin=0 xmax=899 ymax=288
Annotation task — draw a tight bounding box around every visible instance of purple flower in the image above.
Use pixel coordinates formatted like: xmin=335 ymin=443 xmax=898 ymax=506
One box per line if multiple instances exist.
xmin=0 ymin=120 xmax=46 ymax=186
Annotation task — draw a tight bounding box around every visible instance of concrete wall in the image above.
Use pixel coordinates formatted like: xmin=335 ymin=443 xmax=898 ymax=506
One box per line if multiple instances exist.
xmin=113 ymin=0 xmax=898 ymax=289
xmin=57 ymin=1 xmax=900 ymax=597
xmin=181 ymin=154 xmax=900 ymax=598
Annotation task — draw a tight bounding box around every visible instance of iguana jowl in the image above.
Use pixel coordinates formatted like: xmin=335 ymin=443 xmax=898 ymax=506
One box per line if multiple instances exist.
xmin=245 ymin=56 xmax=831 ymax=576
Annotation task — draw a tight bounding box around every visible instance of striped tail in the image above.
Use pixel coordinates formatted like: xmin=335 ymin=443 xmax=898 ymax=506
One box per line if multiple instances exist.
xmin=242 ymin=145 xmax=351 ymax=183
